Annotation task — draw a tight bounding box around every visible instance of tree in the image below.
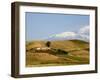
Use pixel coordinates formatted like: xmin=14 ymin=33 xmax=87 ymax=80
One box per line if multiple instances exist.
xmin=46 ymin=41 xmax=51 ymax=47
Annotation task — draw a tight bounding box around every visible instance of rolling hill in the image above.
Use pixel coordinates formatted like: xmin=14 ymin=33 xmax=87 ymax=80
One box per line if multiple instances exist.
xmin=26 ymin=40 xmax=89 ymax=67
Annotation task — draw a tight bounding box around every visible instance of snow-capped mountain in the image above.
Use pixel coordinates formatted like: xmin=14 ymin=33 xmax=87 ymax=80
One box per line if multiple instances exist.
xmin=46 ymin=32 xmax=89 ymax=42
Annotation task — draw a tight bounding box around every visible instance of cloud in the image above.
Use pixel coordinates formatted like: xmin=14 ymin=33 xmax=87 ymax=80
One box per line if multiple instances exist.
xmin=54 ymin=32 xmax=77 ymax=38
xmin=52 ymin=26 xmax=90 ymax=38
xmin=78 ymin=25 xmax=90 ymax=42
xmin=78 ymin=26 xmax=89 ymax=35
xmin=47 ymin=25 xmax=90 ymax=42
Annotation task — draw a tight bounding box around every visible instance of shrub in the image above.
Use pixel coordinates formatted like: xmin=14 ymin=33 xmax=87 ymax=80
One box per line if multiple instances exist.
xmin=46 ymin=41 xmax=51 ymax=47
xmin=57 ymin=49 xmax=68 ymax=54
xmin=51 ymin=49 xmax=68 ymax=54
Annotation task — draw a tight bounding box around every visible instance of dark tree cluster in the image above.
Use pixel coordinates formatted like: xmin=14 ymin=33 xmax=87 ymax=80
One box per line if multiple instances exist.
xmin=46 ymin=41 xmax=51 ymax=47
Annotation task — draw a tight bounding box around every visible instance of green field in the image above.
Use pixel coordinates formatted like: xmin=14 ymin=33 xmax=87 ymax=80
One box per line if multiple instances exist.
xmin=26 ymin=40 xmax=89 ymax=67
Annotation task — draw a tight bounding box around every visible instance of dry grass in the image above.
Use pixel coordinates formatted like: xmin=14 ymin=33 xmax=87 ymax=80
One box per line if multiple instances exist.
xmin=26 ymin=40 xmax=89 ymax=67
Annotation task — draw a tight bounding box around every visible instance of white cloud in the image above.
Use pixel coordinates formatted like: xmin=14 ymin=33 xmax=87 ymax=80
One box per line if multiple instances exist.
xmin=54 ymin=32 xmax=77 ymax=38
xmin=47 ymin=25 xmax=90 ymax=42
xmin=79 ymin=26 xmax=90 ymax=35
xmin=78 ymin=26 xmax=90 ymax=41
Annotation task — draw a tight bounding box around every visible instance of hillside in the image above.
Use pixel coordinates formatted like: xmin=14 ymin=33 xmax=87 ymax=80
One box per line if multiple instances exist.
xmin=26 ymin=40 xmax=89 ymax=67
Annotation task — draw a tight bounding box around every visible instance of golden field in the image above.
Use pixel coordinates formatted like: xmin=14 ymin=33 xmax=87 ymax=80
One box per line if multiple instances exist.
xmin=26 ymin=40 xmax=89 ymax=67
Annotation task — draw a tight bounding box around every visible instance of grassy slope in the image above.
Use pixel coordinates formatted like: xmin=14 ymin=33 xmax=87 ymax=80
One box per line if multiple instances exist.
xmin=26 ymin=40 xmax=89 ymax=67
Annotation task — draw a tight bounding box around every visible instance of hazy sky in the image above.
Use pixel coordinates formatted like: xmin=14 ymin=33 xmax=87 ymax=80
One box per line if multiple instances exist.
xmin=25 ymin=12 xmax=89 ymax=41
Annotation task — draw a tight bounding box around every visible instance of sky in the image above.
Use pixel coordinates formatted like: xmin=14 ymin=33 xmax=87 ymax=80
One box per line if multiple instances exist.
xmin=25 ymin=12 xmax=89 ymax=41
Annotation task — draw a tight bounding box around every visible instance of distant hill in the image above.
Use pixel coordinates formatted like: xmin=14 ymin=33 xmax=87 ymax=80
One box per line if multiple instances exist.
xmin=50 ymin=40 xmax=89 ymax=51
xmin=26 ymin=40 xmax=89 ymax=67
